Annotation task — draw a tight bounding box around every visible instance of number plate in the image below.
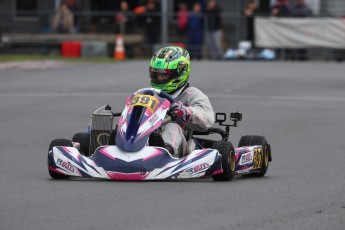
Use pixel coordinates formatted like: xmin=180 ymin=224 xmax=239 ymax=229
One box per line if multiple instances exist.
xmin=131 ymin=94 xmax=159 ymax=112
xmin=253 ymin=148 xmax=262 ymax=169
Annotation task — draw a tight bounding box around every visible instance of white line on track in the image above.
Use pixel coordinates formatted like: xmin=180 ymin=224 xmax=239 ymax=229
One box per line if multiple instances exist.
xmin=209 ymin=94 xmax=345 ymax=102
xmin=1 ymin=92 xmax=345 ymax=102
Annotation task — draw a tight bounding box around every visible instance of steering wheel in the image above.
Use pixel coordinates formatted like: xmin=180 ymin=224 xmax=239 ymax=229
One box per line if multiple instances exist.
xmin=135 ymin=88 xmax=175 ymax=103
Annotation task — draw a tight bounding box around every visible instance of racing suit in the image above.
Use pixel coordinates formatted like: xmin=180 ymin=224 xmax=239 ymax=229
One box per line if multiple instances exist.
xmin=162 ymin=85 xmax=215 ymax=157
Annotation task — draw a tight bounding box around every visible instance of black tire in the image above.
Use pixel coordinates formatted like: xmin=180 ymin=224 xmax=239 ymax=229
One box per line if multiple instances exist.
xmin=72 ymin=132 xmax=90 ymax=156
xmin=238 ymin=135 xmax=271 ymax=177
xmin=48 ymin=139 xmax=73 ymax=179
xmin=211 ymin=141 xmax=236 ymax=181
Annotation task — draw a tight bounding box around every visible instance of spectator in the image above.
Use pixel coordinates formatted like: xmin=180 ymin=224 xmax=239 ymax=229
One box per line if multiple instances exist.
xmin=65 ymin=0 xmax=79 ymax=32
xmin=188 ymin=2 xmax=204 ymax=60
xmin=177 ymin=3 xmax=189 ymax=37
xmin=290 ymin=0 xmax=312 ymax=60
xmin=52 ymin=2 xmax=74 ymax=33
xmin=205 ymin=0 xmax=223 ymax=59
xmin=142 ymin=0 xmax=161 ymax=49
xmin=271 ymin=0 xmax=290 ymax=60
xmin=334 ymin=15 xmax=345 ymax=62
xmin=243 ymin=0 xmax=260 ymax=44
xmin=271 ymin=0 xmax=291 ymax=17
xmin=115 ymin=1 xmax=133 ymax=34
xmin=291 ymin=0 xmax=312 ymax=17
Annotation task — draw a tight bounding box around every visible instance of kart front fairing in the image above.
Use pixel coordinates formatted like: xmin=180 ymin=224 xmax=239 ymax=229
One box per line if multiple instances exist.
xmin=48 ymin=145 xmax=222 ymax=180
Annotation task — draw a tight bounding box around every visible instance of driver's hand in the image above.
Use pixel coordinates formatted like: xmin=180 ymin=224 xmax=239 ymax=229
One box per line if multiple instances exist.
xmin=169 ymin=101 xmax=191 ymax=122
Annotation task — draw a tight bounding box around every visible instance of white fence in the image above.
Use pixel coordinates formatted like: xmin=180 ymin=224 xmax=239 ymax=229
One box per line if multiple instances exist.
xmin=255 ymin=17 xmax=345 ymax=49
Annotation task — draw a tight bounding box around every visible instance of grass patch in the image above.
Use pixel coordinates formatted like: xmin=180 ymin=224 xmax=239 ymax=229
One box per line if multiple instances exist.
xmin=0 ymin=55 xmax=119 ymax=63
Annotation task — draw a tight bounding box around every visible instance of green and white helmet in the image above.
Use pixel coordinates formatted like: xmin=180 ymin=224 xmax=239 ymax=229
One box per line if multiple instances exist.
xmin=149 ymin=46 xmax=191 ymax=94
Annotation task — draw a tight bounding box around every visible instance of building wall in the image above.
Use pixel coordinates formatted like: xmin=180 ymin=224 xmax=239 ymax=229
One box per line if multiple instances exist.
xmin=0 ymin=0 xmax=55 ymax=33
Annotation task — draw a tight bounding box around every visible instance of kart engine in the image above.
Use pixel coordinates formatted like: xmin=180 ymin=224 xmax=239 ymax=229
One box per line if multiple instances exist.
xmin=89 ymin=105 xmax=114 ymax=154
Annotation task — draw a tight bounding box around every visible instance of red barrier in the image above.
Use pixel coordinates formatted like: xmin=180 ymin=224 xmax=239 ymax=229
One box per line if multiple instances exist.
xmin=61 ymin=41 xmax=81 ymax=57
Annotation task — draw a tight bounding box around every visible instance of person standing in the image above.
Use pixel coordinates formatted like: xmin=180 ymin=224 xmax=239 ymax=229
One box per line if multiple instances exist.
xmin=271 ymin=0 xmax=291 ymax=59
xmin=188 ymin=2 xmax=204 ymax=59
xmin=291 ymin=0 xmax=312 ymax=60
xmin=143 ymin=0 xmax=161 ymax=50
xmin=115 ymin=1 xmax=134 ymax=34
xmin=291 ymin=0 xmax=312 ymax=17
xmin=177 ymin=3 xmax=189 ymax=37
xmin=52 ymin=2 xmax=74 ymax=34
xmin=243 ymin=0 xmax=260 ymax=45
xmin=65 ymin=0 xmax=79 ymax=32
xmin=271 ymin=0 xmax=291 ymax=17
xmin=205 ymin=0 xmax=223 ymax=60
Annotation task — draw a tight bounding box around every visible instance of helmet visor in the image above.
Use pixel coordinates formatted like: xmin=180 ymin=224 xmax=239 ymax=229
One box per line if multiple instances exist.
xmin=149 ymin=67 xmax=178 ymax=84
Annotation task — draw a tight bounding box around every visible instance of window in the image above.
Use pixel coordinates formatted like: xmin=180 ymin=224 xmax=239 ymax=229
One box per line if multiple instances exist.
xmin=15 ymin=0 xmax=38 ymax=18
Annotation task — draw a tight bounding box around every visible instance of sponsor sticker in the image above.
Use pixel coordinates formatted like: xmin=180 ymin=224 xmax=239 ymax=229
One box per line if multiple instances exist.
xmin=235 ymin=168 xmax=251 ymax=175
xmin=186 ymin=163 xmax=209 ymax=174
xmin=149 ymin=114 xmax=159 ymax=126
xmin=241 ymin=152 xmax=253 ymax=165
xmin=57 ymin=158 xmax=75 ymax=172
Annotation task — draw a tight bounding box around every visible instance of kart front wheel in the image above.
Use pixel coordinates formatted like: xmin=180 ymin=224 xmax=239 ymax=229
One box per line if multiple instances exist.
xmin=211 ymin=141 xmax=235 ymax=181
xmin=238 ymin=135 xmax=271 ymax=177
xmin=48 ymin=139 xmax=73 ymax=179
xmin=72 ymin=132 xmax=90 ymax=156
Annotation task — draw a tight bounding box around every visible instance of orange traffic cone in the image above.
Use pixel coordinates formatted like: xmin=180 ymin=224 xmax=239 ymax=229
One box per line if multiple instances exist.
xmin=114 ymin=34 xmax=125 ymax=60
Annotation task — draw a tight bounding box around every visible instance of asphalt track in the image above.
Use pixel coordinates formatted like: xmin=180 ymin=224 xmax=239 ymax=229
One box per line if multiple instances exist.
xmin=1 ymin=60 xmax=345 ymax=230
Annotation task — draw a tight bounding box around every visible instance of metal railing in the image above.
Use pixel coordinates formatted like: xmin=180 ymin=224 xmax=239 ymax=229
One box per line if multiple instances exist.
xmin=0 ymin=10 xmax=344 ymax=60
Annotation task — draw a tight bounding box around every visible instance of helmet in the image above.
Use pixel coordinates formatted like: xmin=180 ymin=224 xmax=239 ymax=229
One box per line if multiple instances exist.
xmin=149 ymin=46 xmax=190 ymax=94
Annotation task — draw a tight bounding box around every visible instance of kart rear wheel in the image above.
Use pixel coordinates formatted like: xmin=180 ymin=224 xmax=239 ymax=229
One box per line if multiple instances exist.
xmin=238 ymin=135 xmax=271 ymax=177
xmin=48 ymin=139 xmax=73 ymax=179
xmin=211 ymin=141 xmax=235 ymax=181
xmin=72 ymin=132 xmax=90 ymax=156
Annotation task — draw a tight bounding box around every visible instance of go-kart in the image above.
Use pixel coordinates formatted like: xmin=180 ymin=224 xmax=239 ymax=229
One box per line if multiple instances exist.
xmin=48 ymin=88 xmax=272 ymax=181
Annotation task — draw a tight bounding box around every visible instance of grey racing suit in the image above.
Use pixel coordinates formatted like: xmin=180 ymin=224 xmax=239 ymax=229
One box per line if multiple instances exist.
xmin=161 ymin=86 xmax=215 ymax=157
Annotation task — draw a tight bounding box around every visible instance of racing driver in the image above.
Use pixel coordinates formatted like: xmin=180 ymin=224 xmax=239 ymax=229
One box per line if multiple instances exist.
xmin=149 ymin=46 xmax=215 ymax=157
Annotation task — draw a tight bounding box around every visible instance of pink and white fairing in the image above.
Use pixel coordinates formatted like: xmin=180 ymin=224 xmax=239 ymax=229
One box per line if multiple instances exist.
xmin=48 ymin=145 xmax=223 ymax=180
